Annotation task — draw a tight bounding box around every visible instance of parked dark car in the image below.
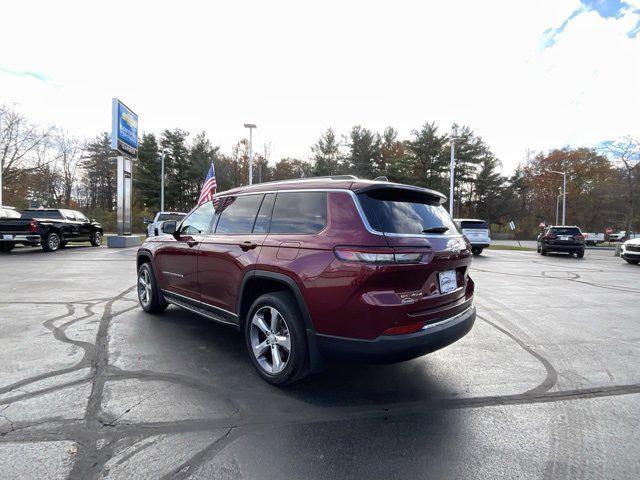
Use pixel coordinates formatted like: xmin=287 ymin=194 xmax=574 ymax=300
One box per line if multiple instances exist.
xmin=0 ymin=208 xmax=103 ymax=253
xmin=537 ymin=225 xmax=585 ymax=258
xmin=136 ymin=176 xmax=476 ymax=385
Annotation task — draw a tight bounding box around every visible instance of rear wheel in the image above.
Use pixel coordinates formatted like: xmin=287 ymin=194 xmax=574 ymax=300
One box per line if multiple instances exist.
xmin=245 ymin=292 xmax=308 ymax=385
xmin=540 ymin=248 xmax=547 ymax=256
xmin=576 ymin=251 xmax=584 ymax=258
xmin=0 ymin=243 xmax=14 ymax=253
xmin=90 ymin=231 xmax=102 ymax=246
xmin=42 ymin=232 xmax=61 ymax=252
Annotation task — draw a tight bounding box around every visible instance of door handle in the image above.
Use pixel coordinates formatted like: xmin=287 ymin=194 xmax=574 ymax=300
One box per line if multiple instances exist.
xmin=239 ymin=241 xmax=258 ymax=251
xmin=187 ymin=239 xmax=199 ymax=247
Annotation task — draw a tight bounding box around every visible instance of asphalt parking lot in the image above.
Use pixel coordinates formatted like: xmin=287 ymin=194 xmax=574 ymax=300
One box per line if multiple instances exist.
xmin=1 ymin=245 xmax=639 ymax=479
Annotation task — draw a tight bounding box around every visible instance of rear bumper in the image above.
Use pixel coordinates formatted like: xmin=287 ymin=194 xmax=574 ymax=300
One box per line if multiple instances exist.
xmin=0 ymin=234 xmax=41 ymax=244
xmin=470 ymin=243 xmax=490 ymax=248
xmin=542 ymin=243 xmax=584 ymax=252
xmin=314 ymin=305 xmax=475 ymax=363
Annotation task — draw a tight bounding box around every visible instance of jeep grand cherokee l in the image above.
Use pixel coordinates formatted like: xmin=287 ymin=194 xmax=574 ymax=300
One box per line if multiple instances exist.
xmin=136 ymin=177 xmax=476 ymax=385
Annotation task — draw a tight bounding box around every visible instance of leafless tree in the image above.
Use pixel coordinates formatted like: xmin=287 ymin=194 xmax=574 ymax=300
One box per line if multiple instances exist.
xmin=0 ymin=104 xmax=55 ymax=186
xmin=601 ymin=136 xmax=640 ymax=238
xmin=54 ymin=131 xmax=84 ymax=207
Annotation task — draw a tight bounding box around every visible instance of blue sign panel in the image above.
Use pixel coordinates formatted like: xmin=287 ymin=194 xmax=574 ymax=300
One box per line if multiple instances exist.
xmin=111 ymin=98 xmax=138 ymax=158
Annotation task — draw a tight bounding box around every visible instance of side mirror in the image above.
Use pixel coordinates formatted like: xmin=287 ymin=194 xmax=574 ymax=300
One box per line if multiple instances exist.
xmin=163 ymin=220 xmax=177 ymax=235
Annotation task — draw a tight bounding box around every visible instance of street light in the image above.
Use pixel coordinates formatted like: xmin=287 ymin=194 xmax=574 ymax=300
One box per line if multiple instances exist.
xmin=548 ymin=170 xmax=566 ymax=225
xmin=159 ymin=148 xmax=170 ymax=212
xmin=555 ymin=191 xmax=563 ymax=225
xmin=244 ymin=123 xmax=257 ymax=185
xmin=449 ymin=136 xmax=464 ymax=216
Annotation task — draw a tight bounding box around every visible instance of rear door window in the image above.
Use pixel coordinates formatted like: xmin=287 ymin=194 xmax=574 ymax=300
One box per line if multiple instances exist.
xmin=215 ymin=195 xmax=264 ymax=234
xmin=358 ymin=189 xmax=457 ymax=235
xmin=270 ymin=192 xmax=327 ymax=234
xmin=253 ymin=194 xmax=276 ymax=234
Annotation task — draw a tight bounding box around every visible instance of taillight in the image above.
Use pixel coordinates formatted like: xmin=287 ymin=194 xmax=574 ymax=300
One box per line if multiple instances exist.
xmin=545 ymin=233 xmax=557 ymax=239
xmin=573 ymin=234 xmax=584 ymax=241
xmin=334 ymin=247 xmax=423 ymax=264
xmin=29 ymin=220 xmax=38 ymax=233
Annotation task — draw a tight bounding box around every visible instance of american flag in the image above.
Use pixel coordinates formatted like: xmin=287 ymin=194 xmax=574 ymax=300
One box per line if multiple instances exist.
xmin=197 ymin=162 xmax=217 ymax=205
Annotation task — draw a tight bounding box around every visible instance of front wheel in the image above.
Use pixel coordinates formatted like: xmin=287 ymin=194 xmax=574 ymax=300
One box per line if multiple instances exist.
xmin=245 ymin=292 xmax=308 ymax=385
xmin=0 ymin=243 xmax=14 ymax=253
xmin=137 ymin=263 xmax=168 ymax=313
xmin=42 ymin=232 xmax=61 ymax=252
xmin=90 ymin=231 xmax=102 ymax=247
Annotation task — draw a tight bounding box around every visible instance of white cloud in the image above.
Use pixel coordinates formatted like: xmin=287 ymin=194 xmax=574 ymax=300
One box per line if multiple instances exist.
xmin=0 ymin=0 xmax=638 ymax=174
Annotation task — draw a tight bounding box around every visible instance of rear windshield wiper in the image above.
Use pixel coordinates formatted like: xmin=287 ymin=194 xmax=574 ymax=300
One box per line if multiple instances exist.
xmin=422 ymin=226 xmax=449 ymax=234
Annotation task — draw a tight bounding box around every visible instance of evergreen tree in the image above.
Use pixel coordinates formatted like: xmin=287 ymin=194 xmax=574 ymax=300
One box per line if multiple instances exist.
xmin=311 ymin=128 xmax=342 ymax=176
xmin=160 ymin=129 xmax=190 ymax=211
xmin=81 ymin=132 xmax=115 ymax=211
xmin=136 ymin=133 xmax=160 ymax=210
xmin=189 ymin=131 xmax=220 ymax=203
xmin=405 ymin=122 xmax=448 ymax=191
xmin=346 ymin=126 xmax=381 ymax=178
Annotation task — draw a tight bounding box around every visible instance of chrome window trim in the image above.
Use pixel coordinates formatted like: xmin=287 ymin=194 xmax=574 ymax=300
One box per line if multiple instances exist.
xmin=212 ymin=188 xmax=462 ymax=240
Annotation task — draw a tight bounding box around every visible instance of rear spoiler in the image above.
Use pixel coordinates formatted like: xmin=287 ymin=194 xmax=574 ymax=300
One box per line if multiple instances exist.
xmin=351 ymin=183 xmax=447 ymax=205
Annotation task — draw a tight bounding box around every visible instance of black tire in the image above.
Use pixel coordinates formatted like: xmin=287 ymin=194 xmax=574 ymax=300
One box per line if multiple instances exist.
xmin=137 ymin=263 xmax=168 ymax=313
xmin=625 ymin=258 xmax=639 ymax=264
xmin=42 ymin=232 xmax=61 ymax=252
xmin=576 ymin=251 xmax=584 ymax=259
xmin=540 ymin=249 xmax=547 ymax=256
xmin=90 ymin=231 xmax=102 ymax=247
xmin=244 ymin=291 xmax=308 ymax=385
xmin=0 ymin=243 xmax=14 ymax=253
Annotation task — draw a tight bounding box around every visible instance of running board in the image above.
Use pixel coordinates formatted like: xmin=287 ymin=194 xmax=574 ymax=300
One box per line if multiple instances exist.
xmin=164 ymin=295 xmax=238 ymax=328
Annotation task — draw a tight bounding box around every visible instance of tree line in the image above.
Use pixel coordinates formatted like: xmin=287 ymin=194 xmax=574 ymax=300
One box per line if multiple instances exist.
xmin=1 ymin=104 xmax=638 ymax=236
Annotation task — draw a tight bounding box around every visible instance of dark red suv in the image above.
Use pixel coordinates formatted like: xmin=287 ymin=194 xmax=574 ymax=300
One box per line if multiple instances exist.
xmin=136 ymin=176 xmax=476 ymax=384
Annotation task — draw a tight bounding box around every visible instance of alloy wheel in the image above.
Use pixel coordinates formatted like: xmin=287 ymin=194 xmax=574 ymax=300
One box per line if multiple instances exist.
xmin=249 ymin=306 xmax=291 ymax=375
xmin=93 ymin=232 xmax=102 ymax=245
xmin=49 ymin=234 xmax=60 ymax=250
xmin=138 ymin=269 xmax=152 ymax=308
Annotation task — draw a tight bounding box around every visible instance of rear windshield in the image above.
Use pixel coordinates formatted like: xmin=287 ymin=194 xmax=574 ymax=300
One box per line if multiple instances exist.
xmin=157 ymin=213 xmax=185 ymax=222
xmin=550 ymin=227 xmax=581 ymax=235
xmin=21 ymin=210 xmax=63 ymax=219
xmin=357 ymin=189 xmax=457 ymax=235
xmin=460 ymin=220 xmax=488 ymax=230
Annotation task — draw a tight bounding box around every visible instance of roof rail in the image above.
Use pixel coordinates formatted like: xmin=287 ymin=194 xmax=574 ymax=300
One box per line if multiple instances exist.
xmin=255 ymin=175 xmax=358 ymax=186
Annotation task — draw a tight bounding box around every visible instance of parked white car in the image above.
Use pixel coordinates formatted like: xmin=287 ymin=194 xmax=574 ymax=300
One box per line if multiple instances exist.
xmin=621 ymin=238 xmax=640 ymax=265
xmin=454 ymin=218 xmax=491 ymax=255
xmin=146 ymin=212 xmax=187 ymax=237
xmin=0 ymin=206 xmax=21 ymax=219
xmin=582 ymin=232 xmax=604 ymax=245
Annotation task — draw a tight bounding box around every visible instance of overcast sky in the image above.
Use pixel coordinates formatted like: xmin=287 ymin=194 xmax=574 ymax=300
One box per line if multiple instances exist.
xmin=1 ymin=0 xmax=639 ymax=173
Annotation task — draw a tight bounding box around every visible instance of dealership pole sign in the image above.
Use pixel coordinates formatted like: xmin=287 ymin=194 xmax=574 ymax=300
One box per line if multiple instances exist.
xmin=111 ymin=98 xmax=138 ymax=158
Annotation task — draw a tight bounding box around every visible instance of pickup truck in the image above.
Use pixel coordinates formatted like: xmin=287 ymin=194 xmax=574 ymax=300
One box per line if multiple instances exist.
xmin=0 ymin=208 xmax=103 ymax=253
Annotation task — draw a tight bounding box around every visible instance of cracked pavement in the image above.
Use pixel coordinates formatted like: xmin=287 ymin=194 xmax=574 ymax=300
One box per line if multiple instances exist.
xmin=0 ymin=244 xmax=639 ymax=479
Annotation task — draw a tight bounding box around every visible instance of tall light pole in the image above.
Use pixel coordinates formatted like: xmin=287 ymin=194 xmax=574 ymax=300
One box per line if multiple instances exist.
xmin=159 ymin=148 xmax=170 ymax=212
xmin=449 ymin=136 xmax=464 ymax=216
xmin=0 ymin=159 xmax=3 ymax=205
xmin=555 ymin=192 xmax=563 ymax=225
xmin=244 ymin=123 xmax=257 ymax=185
xmin=549 ymin=170 xmax=566 ymax=225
